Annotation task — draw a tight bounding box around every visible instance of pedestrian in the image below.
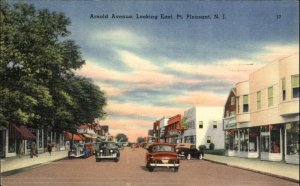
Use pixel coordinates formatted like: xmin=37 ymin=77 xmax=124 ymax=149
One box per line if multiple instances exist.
xmin=47 ymin=140 xmax=53 ymax=156
xmin=132 ymin=143 xmax=136 ymax=151
xmin=30 ymin=141 xmax=38 ymax=158
xmin=18 ymin=140 xmax=24 ymax=158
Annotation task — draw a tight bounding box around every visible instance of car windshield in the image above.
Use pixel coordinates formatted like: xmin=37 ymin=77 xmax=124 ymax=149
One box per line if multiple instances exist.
xmin=152 ymin=145 xmax=174 ymax=152
xmin=99 ymin=142 xmax=117 ymax=148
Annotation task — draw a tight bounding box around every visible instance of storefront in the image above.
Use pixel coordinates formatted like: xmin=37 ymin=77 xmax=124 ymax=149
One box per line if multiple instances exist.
xmin=7 ymin=124 xmax=36 ymax=157
xmin=260 ymin=124 xmax=283 ymax=161
xmin=225 ymin=129 xmax=238 ymax=156
xmin=285 ymin=122 xmax=299 ymax=164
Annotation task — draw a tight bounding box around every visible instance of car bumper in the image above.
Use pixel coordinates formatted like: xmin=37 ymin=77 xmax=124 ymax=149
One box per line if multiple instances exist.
xmin=96 ymin=155 xmax=118 ymax=158
xmin=149 ymin=163 xmax=179 ymax=167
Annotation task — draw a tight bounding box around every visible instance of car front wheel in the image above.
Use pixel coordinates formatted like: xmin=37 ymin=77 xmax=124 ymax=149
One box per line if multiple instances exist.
xmin=199 ymin=154 xmax=203 ymax=160
xmin=148 ymin=166 xmax=154 ymax=172
xmin=186 ymin=154 xmax=191 ymax=160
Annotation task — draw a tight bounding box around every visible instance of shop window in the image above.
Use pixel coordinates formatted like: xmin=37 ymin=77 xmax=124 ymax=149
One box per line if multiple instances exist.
xmin=291 ymin=75 xmax=299 ymax=98
xmin=199 ymin=121 xmax=203 ymax=129
xmin=281 ymin=78 xmax=286 ymax=101
xmin=257 ymin=91 xmax=261 ymax=110
xmin=270 ymin=125 xmax=281 ymax=153
xmin=207 ymin=136 xmax=211 ymax=143
xmin=268 ymin=87 xmax=273 ymax=107
xmin=243 ymin=95 xmax=249 ymax=112
xmin=225 ymin=130 xmax=237 ymax=151
xmin=249 ymin=128 xmax=259 ymax=152
xmin=239 ymin=129 xmax=249 ymax=151
xmin=286 ymin=122 xmax=299 ymax=155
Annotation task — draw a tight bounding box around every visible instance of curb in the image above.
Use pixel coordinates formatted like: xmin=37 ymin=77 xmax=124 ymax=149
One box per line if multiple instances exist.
xmin=1 ymin=156 xmax=68 ymax=177
xmin=203 ymin=158 xmax=299 ymax=183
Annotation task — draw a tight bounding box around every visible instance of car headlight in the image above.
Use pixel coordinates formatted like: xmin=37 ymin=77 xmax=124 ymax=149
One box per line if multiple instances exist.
xmin=100 ymin=150 xmax=103 ymax=152
xmin=110 ymin=150 xmax=113 ymax=153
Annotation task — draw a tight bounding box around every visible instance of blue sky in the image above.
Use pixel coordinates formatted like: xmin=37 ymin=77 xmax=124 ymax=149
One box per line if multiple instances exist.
xmin=16 ymin=0 xmax=299 ymax=141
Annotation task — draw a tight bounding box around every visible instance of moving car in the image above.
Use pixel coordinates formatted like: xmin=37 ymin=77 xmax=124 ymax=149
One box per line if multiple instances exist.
xmin=68 ymin=143 xmax=90 ymax=159
xmin=95 ymin=141 xmax=120 ymax=162
xmin=176 ymin=143 xmax=204 ymax=160
xmin=145 ymin=142 xmax=180 ymax=172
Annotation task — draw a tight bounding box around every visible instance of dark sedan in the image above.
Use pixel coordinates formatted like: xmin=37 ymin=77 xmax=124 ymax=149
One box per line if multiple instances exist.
xmin=176 ymin=143 xmax=204 ymax=160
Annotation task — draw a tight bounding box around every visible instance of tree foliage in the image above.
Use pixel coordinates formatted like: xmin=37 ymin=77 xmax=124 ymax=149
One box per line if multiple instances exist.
xmin=136 ymin=137 xmax=144 ymax=144
xmin=115 ymin=133 xmax=128 ymax=142
xmin=0 ymin=1 xmax=106 ymax=130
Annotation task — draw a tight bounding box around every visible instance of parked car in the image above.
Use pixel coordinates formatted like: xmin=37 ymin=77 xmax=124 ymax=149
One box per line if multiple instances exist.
xmin=145 ymin=142 xmax=180 ymax=172
xmin=95 ymin=141 xmax=120 ymax=162
xmin=68 ymin=143 xmax=90 ymax=159
xmin=176 ymin=143 xmax=204 ymax=160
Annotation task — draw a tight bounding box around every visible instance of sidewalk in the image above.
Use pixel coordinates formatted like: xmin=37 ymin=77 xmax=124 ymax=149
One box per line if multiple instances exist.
xmin=204 ymin=154 xmax=299 ymax=182
xmin=0 ymin=150 xmax=68 ymax=175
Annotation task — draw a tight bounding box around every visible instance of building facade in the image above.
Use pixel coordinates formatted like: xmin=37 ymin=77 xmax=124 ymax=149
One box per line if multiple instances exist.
xmin=183 ymin=107 xmax=224 ymax=149
xmin=163 ymin=114 xmax=183 ymax=144
xmin=223 ymin=53 xmax=299 ymax=164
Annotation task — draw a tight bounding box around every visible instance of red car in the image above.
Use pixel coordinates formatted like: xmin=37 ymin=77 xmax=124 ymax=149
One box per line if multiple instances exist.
xmin=145 ymin=142 xmax=180 ymax=172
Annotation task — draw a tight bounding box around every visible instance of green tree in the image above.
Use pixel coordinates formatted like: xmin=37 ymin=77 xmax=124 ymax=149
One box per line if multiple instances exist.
xmin=115 ymin=133 xmax=128 ymax=142
xmin=136 ymin=137 xmax=144 ymax=144
xmin=181 ymin=117 xmax=188 ymax=129
xmin=0 ymin=2 xmax=106 ymax=131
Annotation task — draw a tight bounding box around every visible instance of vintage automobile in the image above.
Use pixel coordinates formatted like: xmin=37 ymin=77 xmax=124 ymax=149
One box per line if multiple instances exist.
xmin=68 ymin=143 xmax=90 ymax=159
xmin=145 ymin=142 xmax=180 ymax=172
xmin=95 ymin=141 xmax=120 ymax=162
xmin=176 ymin=143 xmax=204 ymax=160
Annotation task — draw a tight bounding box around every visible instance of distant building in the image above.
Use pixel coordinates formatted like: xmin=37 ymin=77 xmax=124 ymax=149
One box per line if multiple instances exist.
xmin=183 ymin=106 xmax=224 ymax=149
xmin=163 ymin=114 xmax=183 ymax=144
xmin=153 ymin=117 xmax=169 ymax=142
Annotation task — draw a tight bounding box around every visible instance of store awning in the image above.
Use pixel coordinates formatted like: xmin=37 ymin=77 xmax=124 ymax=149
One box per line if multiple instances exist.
xmin=64 ymin=132 xmax=85 ymax=141
xmin=9 ymin=124 xmax=36 ymax=140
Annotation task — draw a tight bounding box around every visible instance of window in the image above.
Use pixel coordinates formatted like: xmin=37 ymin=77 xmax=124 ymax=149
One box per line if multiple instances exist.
xmin=257 ymin=91 xmax=261 ymax=109
xmin=230 ymin=96 xmax=235 ymax=105
xmin=286 ymin=122 xmax=299 ymax=155
xmin=213 ymin=121 xmax=217 ymax=129
xmin=282 ymin=78 xmax=286 ymax=101
xmin=243 ymin=95 xmax=249 ymax=112
xmin=291 ymin=75 xmax=299 ymax=98
xmin=199 ymin=121 xmax=203 ymax=128
xmin=207 ymin=136 xmax=211 ymax=143
xmin=268 ymin=87 xmax=273 ymax=107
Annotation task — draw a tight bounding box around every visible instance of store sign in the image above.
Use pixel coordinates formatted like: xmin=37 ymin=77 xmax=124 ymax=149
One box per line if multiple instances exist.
xmin=223 ymin=118 xmax=236 ymax=129
xmin=261 ymin=132 xmax=270 ymax=136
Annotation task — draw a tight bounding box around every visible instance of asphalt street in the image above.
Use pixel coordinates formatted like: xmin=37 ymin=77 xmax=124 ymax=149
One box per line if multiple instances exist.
xmin=1 ymin=147 xmax=298 ymax=186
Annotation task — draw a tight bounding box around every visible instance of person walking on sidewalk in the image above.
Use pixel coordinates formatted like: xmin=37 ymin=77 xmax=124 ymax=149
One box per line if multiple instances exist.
xmin=30 ymin=141 xmax=38 ymax=158
xmin=47 ymin=140 xmax=53 ymax=156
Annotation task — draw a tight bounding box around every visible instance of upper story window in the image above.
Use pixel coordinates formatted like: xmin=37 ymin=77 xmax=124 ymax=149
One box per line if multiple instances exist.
xmin=230 ymin=96 xmax=235 ymax=105
xmin=199 ymin=121 xmax=203 ymax=129
xmin=268 ymin=86 xmax=273 ymax=107
xmin=243 ymin=95 xmax=249 ymax=112
xmin=207 ymin=136 xmax=211 ymax=143
xmin=257 ymin=91 xmax=261 ymax=110
xmin=291 ymin=75 xmax=299 ymax=98
xmin=213 ymin=121 xmax=217 ymax=129
xmin=282 ymin=78 xmax=286 ymax=101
